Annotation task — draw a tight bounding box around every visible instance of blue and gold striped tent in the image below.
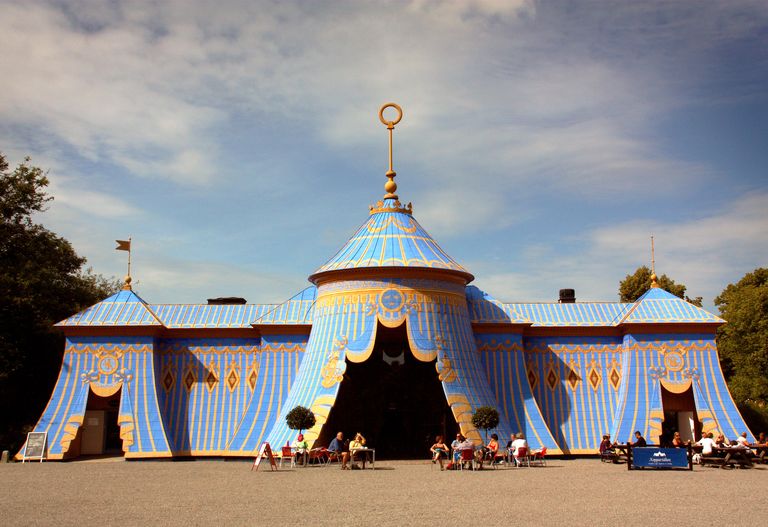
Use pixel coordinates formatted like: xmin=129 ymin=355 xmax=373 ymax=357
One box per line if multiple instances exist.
xmin=20 ymin=106 xmax=753 ymax=460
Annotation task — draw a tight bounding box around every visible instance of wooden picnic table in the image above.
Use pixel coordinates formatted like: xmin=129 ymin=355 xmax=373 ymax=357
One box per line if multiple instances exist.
xmin=697 ymin=446 xmax=754 ymax=469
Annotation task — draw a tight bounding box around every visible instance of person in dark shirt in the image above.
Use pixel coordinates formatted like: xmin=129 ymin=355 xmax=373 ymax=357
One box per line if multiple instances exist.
xmin=599 ymin=434 xmax=614 ymax=455
xmin=328 ymin=432 xmax=350 ymax=469
xmin=631 ymin=431 xmax=647 ymax=448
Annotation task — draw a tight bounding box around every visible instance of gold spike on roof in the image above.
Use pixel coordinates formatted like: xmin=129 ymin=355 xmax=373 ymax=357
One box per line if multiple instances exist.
xmin=378 ymin=102 xmax=403 ymax=200
xmin=650 ymin=235 xmax=659 ymax=288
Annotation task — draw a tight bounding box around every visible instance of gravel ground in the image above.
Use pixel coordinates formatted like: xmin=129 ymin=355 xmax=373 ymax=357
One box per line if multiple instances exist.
xmin=1 ymin=457 xmax=766 ymax=526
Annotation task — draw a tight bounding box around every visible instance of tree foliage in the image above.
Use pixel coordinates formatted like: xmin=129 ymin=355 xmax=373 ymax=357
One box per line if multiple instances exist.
xmin=471 ymin=406 xmax=499 ymax=441
xmin=619 ymin=266 xmax=703 ymax=306
xmin=285 ymin=405 xmax=316 ymax=433
xmin=0 ymin=153 xmax=120 ymax=451
xmin=714 ymin=268 xmax=768 ymax=406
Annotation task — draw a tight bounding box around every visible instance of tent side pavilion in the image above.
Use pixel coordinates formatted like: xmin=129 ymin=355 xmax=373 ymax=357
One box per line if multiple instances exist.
xmin=19 ymin=107 xmax=752 ymax=460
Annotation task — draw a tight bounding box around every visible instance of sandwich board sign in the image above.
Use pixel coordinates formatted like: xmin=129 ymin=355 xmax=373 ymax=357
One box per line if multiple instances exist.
xmin=22 ymin=432 xmax=47 ymax=463
xmin=252 ymin=442 xmax=277 ymax=471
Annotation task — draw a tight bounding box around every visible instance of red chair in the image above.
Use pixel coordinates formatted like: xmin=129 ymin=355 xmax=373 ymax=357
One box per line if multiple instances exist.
xmin=513 ymin=446 xmax=530 ymax=467
xmin=279 ymin=446 xmax=295 ymax=468
xmin=530 ymin=446 xmax=547 ymax=466
xmin=308 ymin=447 xmax=328 ymax=465
xmin=459 ymin=448 xmax=476 ymax=471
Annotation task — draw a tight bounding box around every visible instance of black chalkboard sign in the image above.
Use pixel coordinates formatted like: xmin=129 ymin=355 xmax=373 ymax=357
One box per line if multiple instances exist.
xmin=23 ymin=432 xmax=47 ymax=462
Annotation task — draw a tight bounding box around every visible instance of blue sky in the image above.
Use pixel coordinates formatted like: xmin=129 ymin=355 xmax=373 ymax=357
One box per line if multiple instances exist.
xmin=2 ymin=0 xmax=767 ymax=311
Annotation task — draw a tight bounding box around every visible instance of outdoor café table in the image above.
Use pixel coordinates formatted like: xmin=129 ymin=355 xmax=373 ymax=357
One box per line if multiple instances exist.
xmin=612 ymin=443 xmax=630 ymax=462
xmin=352 ymin=447 xmax=375 ymax=469
xmin=713 ymin=446 xmax=753 ymax=468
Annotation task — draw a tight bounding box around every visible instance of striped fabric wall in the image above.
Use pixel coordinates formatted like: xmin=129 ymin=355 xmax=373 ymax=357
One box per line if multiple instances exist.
xmin=154 ymin=337 xmax=306 ymax=456
xmin=476 ymin=334 xmax=560 ymax=452
xmin=524 ymin=336 xmax=624 ymax=454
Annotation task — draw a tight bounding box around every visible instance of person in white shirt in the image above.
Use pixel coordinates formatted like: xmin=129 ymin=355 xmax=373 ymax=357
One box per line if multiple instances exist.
xmin=735 ymin=432 xmax=750 ymax=447
xmin=697 ymin=432 xmax=716 ymax=455
xmin=508 ymin=432 xmax=528 ymax=465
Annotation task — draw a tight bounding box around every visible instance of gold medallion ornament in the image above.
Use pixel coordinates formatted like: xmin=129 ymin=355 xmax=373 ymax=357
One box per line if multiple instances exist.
xmin=97 ymin=354 xmax=119 ymax=375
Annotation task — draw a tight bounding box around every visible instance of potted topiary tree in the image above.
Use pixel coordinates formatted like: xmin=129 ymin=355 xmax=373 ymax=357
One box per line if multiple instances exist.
xmin=285 ymin=406 xmax=316 ymax=466
xmin=286 ymin=405 xmax=316 ymax=434
xmin=471 ymin=406 xmax=500 ymax=443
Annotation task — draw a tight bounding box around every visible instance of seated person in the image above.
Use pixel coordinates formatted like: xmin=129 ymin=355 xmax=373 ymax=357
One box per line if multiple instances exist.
xmin=328 ymin=431 xmax=350 ymax=469
xmin=349 ymin=432 xmax=368 ymax=469
xmin=599 ymin=434 xmax=614 ymax=455
xmin=696 ymin=432 xmax=716 ymax=455
xmin=671 ymin=431 xmax=685 ymax=447
xmin=754 ymin=432 xmax=767 ymax=463
xmin=735 ymin=432 xmax=750 ymax=448
xmin=292 ymin=433 xmax=308 ymax=464
xmin=430 ymin=435 xmax=449 ymax=470
xmin=715 ymin=433 xmax=730 ymax=448
xmin=485 ymin=433 xmax=500 ymax=463
xmin=510 ymin=433 xmax=528 ymax=465
xmin=457 ymin=435 xmax=475 ymax=468
xmin=451 ymin=433 xmax=465 ymax=462
xmin=630 ymin=431 xmax=646 ymax=448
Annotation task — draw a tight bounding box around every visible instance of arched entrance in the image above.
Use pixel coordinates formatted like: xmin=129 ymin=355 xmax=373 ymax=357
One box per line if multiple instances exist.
xmin=78 ymin=387 xmax=123 ymax=457
xmin=661 ymin=383 xmax=702 ymax=444
xmin=319 ymin=323 xmax=457 ymax=459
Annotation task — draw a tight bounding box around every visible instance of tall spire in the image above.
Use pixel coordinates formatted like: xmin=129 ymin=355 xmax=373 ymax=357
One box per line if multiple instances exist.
xmin=650 ymin=235 xmax=659 ymax=288
xmin=378 ymin=102 xmax=403 ymax=199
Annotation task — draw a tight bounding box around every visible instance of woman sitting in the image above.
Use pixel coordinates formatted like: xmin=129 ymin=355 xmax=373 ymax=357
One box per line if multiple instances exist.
xmin=671 ymin=431 xmax=686 ymax=447
xmin=349 ymin=432 xmax=368 ymax=469
xmin=485 ymin=433 xmax=501 ymax=465
xmin=430 ymin=435 xmax=449 ymax=470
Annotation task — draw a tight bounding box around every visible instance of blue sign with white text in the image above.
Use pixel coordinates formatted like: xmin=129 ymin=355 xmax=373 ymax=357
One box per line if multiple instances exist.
xmin=632 ymin=447 xmax=689 ymax=469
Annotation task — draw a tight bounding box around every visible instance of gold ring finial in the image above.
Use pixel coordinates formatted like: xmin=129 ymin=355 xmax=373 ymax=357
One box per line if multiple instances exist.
xmin=379 ymin=103 xmax=403 ymax=129
xmin=379 ymin=103 xmax=403 ymax=199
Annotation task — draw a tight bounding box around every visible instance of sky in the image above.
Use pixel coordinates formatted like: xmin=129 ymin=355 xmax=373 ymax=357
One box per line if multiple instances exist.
xmin=2 ymin=0 xmax=767 ymax=312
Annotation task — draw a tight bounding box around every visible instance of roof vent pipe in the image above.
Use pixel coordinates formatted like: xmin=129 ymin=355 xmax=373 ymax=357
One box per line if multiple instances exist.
xmin=559 ymin=289 xmax=576 ymax=304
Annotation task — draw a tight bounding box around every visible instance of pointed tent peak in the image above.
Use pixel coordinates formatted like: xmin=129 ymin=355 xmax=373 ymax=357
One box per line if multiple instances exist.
xmin=620 ymin=287 xmax=724 ymax=324
xmin=311 ymin=201 xmax=473 ymax=283
xmin=56 ymin=288 xmax=163 ymax=327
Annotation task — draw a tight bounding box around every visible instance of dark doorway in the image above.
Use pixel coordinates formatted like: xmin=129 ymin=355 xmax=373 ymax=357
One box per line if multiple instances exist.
xmin=661 ymin=384 xmax=702 ymax=444
xmin=81 ymin=388 xmax=123 ymax=455
xmin=320 ymin=323 xmax=457 ymax=459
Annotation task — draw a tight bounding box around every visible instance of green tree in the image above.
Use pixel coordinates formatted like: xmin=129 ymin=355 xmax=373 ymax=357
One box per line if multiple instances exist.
xmin=619 ymin=266 xmax=703 ymax=306
xmin=0 ymin=153 xmax=119 ymax=452
xmin=471 ymin=406 xmax=499 ymax=442
xmin=285 ymin=405 xmax=316 ymax=434
xmin=714 ymin=268 xmax=768 ymax=405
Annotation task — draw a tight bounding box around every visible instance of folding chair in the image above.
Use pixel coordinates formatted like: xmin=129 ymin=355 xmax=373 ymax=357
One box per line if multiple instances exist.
xmin=459 ymin=448 xmax=476 ymax=471
xmin=325 ymin=449 xmax=342 ymax=467
xmin=279 ymin=446 xmax=295 ymax=468
xmin=513 ymin=446 xmax=530 ymax=467
xmin=308 ymin=447 xmax=328 ymax=466
xmin=530 ymin=446 xmax=547 ymax=466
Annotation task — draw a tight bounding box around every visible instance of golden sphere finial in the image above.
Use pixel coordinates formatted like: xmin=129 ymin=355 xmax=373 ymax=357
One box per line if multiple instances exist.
xmin=122 ymin=274 xmax=133 ymax=290
xmin=650 ymin=273 xmax=659 ymax=288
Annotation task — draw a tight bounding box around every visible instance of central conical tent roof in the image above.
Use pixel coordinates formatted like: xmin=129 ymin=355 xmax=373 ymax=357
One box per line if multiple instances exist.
xmin=311 ymin=103 xmax=473 ymax=284
xmin=310 ymin=198 xmax=473 ymax=283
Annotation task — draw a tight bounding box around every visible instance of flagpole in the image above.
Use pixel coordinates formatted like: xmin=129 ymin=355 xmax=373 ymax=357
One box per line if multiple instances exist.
xmin=127 ymin=236 xmax=132 ymax=279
